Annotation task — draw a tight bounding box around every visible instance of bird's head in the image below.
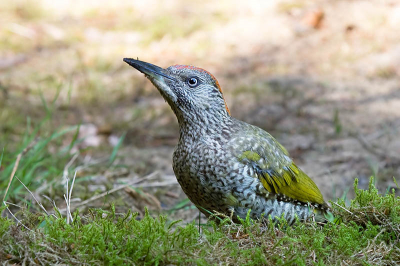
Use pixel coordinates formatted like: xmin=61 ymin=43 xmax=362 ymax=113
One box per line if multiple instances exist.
xmin=123 ymin=58 xmax=230 ymax=124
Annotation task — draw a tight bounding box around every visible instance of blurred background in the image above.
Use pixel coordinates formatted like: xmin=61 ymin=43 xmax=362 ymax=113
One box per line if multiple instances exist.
xmin=1 ymin=0 xmax=399 ymax=220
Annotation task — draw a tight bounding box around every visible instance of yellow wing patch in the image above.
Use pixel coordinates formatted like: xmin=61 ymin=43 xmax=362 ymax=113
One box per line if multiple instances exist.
xmin=259 ymin=162 xmax=325 ymax=205
xmin=239 ymin=149 xmax=326 ymax=206
xmin=239 ymin=151 xmax=261 ymax=162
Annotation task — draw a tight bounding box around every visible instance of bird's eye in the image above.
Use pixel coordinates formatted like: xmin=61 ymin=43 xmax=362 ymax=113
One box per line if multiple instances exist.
xmin=187 ymin=77 xmax=199 ymax=88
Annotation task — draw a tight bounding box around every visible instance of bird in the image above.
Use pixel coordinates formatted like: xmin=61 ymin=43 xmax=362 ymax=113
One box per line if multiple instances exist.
xmin=123 ymin=58 xmax=333 ymax=224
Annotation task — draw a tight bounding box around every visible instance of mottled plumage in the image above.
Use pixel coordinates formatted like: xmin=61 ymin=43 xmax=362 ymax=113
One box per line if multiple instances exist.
xmin=123 ymin=58 xmax=331 ymax=224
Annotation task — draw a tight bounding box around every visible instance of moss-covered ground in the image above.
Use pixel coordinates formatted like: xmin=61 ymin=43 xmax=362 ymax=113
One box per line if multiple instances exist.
xmin=1 ymin=179 xmax=399 ymax=265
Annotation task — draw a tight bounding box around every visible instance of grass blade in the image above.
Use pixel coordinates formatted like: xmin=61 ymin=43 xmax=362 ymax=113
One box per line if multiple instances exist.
xmin=109 ymin=132 xmax=126 ymax=164
xmin=0 ymin=147 xmax=4 ymax=169
xmin=68 ymin=124 xmax=81 ymax=152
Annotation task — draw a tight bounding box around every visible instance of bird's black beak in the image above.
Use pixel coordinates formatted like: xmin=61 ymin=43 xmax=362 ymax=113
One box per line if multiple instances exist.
xmin=123 ymin=58 xmax=176 ymax=81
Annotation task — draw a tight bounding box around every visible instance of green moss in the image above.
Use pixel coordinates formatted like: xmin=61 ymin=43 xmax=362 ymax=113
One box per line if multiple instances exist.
xmin=0 ymin=208 xmax=13 ymax=237
xmin=1 ymin=179 xmax=400 ymax=265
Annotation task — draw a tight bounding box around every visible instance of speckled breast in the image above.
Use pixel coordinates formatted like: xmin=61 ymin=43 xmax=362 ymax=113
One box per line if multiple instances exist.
xmin=172 ymin=137 xmax=234 ymax=216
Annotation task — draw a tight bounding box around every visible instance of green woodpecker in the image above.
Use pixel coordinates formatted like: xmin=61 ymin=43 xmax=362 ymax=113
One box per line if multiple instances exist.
xmin=124 ymin=58 xmax=332 ymax=224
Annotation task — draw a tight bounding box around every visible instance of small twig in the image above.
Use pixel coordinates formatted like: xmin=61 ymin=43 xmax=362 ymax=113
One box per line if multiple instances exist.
xmin=42 ymin=194 xmax=61 ymax=217
xmin=63 ymin=171 xmax=77 ymax=224
xmin=372 ymin=228 xmax=386 ymax=244
xmin=59 ymin=172 xmax=159 ymax=213
xmin=64 ymin=194 xmax=70 ymax=224
xmin=165 ymin=191 xmax=179 ymax=198
xmin=15 ymin=176 xmax=51 ymax=217
xmin=135 ymin=180 xmax=178 ymax=188
xmin=1 ymin=139 xmax=38 ymax=218
xmin=62 ymin=153 xmax=79 ymax=187
xmin=65 ymin=174 xmax=70 ymax=224
xmin=124 ymin=187 xmax=162 ymax=210
xmin=236 ymin=227 xmax=241 ymax=239
xmin=331 ymin=202 xmax=360 ymax=219
xmin=69 ymin=171 xmax=77 ymax=211
xmin=2 ymin=138 xmax=38 ymax=208
xmin=64 ymin=171 xmax=77 ymax=223
xmin=3 ymin=203 xmax=33 ymax=232
xmin=63 ymin=194 xmax=73 ymax=223
xmin=3 ymin=201 xmax=23 ymax=208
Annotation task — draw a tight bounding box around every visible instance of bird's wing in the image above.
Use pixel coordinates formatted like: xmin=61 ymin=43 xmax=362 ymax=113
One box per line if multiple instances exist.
xmin=229 ymin=126 xmax=327 ymax=208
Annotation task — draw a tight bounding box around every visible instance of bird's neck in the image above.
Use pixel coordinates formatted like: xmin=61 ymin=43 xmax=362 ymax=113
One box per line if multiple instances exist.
xmin=177 ymin=111 xmax=233 ymax=142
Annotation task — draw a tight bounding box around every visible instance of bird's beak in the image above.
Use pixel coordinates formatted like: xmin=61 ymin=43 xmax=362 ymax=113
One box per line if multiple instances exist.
xmin=123 ymin=57 xmax=178 ymax=103
xmin=123 ymin=58 xmax=176 ymax=81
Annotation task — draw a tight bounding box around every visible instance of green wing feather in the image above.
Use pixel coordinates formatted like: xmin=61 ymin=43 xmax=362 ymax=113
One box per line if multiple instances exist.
xmin=259 ymin=162 xmax=326 ymax=206
xmin=233 ymin=126 xmax=327 ymax=208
